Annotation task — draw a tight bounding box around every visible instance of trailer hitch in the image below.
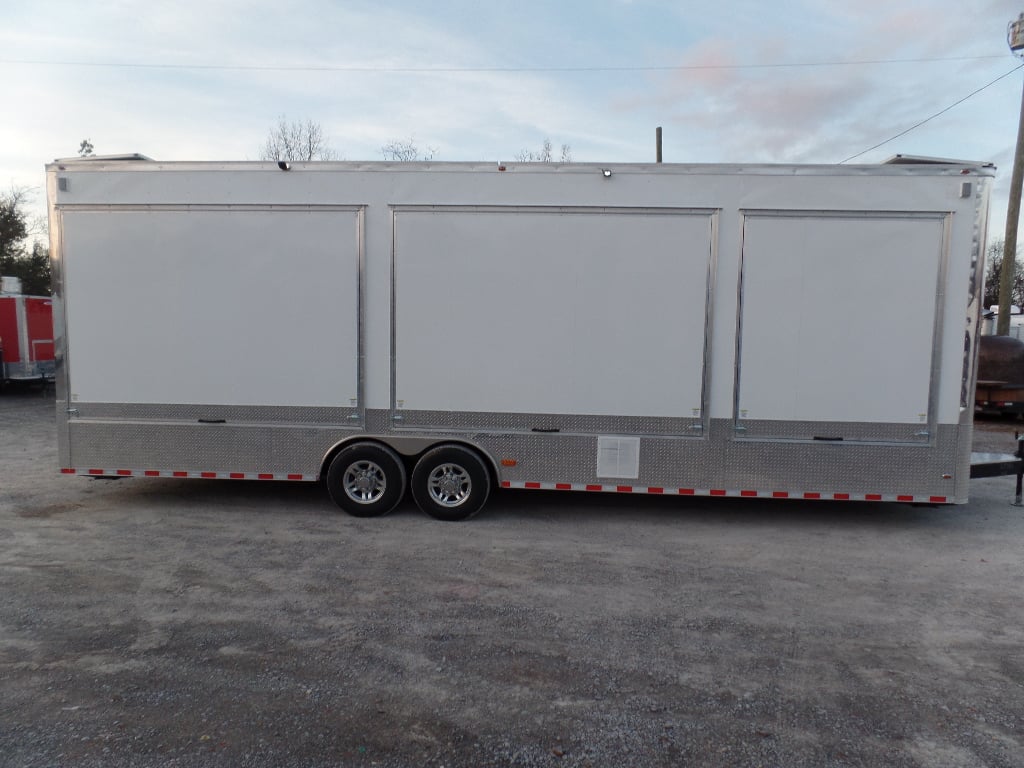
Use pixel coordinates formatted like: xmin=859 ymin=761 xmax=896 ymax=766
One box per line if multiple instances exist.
xmin=1016 ymin=432 xmax=1023 ymax=508
xmin=968 ymin=431 xmax=1024 ymax=506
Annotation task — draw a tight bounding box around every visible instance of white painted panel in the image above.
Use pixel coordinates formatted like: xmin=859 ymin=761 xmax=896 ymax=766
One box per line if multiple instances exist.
xmin=62 ymin=209 xmax=359 ymax=406
xmin=737 ymin=215 xmax=943 ymax=424
xmin=394 ymin=209 xmax=712 ymax=417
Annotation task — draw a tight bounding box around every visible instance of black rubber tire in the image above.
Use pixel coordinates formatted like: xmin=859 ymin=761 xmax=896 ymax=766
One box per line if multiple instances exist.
xmin=325 ymin=442 xmax=406 ymax=517
xmin=411 ymin=444 xmax=491 ymax=521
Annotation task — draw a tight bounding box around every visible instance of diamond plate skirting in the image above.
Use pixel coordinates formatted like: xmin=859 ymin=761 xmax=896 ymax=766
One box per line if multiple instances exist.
xmin=62 ymin=406 xmax=971 ymax=503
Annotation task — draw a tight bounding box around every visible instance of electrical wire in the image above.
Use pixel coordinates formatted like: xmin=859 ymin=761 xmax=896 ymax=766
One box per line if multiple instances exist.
xmin=0 ymin=54 xmax=1006 ymax=74
xmin=5 ymin=51 xmax=1018 ymax=165
xmin=840 ymin=63 xmax=1024 ymax=163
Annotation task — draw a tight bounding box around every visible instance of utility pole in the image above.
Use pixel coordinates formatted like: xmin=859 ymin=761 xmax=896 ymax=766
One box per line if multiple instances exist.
xmin=999 ymin=14 xmax=1024 ymax=334
xmin=656 ymin=126 xmax=663 ymax=163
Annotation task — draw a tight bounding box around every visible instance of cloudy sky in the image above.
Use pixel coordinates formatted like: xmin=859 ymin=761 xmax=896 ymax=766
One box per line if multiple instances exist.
xmin=3 ymin=0 xmax=1024 ymax=238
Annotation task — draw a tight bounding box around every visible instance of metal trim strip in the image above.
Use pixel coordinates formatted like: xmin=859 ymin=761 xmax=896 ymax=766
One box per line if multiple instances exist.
xmin=697 ymin=211 xmax=720 ymax=434
xmin=44 ymin=160 xmax=998 ymax=178
xmin=49 ymin=178 xmax=72 ymax=468
xmin=384 ymin=410 xmax=700 ymax=437
xmin=52 ymin=204 xmax=366 ymax=213
xmin=739 ymin=209 xmax=953 ymax=220
xmin=355 ymin=206 xmax=366 ymax=427
xmin=390 ymin=205 xmax=399 ymax=425
xmin=924 ymin=212 xmax=953 ymax=442
xmin=67 ymin=402 xmax=360 ymax=424
xmin=964 ymin=177 xmax=992 ymax=410
xmin=391 ymin=204 xmax=719 ymax=216
xmin=499 ymin=479 xmax=950 ymax=504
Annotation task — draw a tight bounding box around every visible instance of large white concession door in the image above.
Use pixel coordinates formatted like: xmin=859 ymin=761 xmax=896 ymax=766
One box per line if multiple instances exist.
xmin=393 ymin=207 xmax=714 ymax=423
xmin=736 ymin=212 xmax=947 ymax=439
xmin=60 ymin=208 xmax=361 ymax=407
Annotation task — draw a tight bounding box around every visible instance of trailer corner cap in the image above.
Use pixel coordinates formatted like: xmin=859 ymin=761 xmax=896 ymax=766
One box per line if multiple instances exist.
xmin=884 ymin=154 xmax=994 ymax=168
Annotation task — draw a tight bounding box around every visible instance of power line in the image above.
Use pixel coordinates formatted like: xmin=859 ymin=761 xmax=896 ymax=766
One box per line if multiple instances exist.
xmin=0 ymin=54 xmax=1006 ymax=74
xmin=840 ymin=63 xmax=1024 ymax=163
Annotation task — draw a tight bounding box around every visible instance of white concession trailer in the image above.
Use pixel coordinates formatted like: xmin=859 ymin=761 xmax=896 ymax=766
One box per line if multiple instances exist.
xmin=46 ymin=156 xmax=993 ymax=519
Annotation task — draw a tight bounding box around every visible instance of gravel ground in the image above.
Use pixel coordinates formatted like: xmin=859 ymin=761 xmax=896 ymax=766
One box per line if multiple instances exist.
xmin=1 ymin=391 xmax=1023 ymax=768
xmin=973 ymin=414 xmax=1024 ymax=454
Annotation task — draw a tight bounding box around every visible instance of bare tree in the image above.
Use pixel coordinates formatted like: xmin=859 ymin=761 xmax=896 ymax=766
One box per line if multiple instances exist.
xmin=78 ymin=139 xmax=94 ymax=157
xmin=0 ymin=187 xmax=50 ymax=295
xmin=984 ymin=239 xmax=1024 ymax=309
xmin=381 ymin=138 xmax=437 ymax=162
xmin=515 ymin=138 xmax=572 ymax=163
xmin=259 ymin=116 xmax=338 ymax=162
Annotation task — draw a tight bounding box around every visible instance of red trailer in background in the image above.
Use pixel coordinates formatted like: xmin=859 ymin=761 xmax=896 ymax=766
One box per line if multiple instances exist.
xmin=0 ymin=276 xmax=55 ymax=390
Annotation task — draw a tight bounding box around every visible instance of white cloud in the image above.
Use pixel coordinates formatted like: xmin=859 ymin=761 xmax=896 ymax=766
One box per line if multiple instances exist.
xmin=3 ymin=0 xmax=1023 ymax=240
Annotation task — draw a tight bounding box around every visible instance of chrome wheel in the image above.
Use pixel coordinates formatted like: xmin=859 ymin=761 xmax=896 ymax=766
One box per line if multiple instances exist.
xmin=343 ymin=459 xmax=388 ymax=504
xmin=326 ymin=443 xmax=406 ymax=517
xmin=412 ymin=445 xmax=492 ymax=521
xmin=427 ymin=463 xmax=472 ymax=507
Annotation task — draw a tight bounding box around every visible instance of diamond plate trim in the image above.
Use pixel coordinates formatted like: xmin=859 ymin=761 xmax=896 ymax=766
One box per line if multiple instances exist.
xmin=62 ymin=412 xmax=969 ymax=503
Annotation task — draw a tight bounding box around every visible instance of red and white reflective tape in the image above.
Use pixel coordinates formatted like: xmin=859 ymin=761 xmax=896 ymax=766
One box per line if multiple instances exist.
xmin=499 ymin=480 xmax=948 ymax=504
xmin=60 ymin=468 xmax=314 ymax=481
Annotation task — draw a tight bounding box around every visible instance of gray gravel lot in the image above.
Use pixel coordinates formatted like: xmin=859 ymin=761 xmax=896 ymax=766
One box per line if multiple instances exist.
xmin=2 ymin=392 xmax=1023 ymax=767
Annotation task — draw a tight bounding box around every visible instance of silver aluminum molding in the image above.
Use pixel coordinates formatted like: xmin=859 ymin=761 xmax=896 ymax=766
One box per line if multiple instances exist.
xmin=739 ymin=209 xmax=954 ymax=221
xmin=52 ymin=203 xmax=367 ymax=214
xmin=697 ymin=211 xmax=720 ymax=435
xmin=48 ymin=175 xmax=72 ymax=469
xmin=356 ymin=206 xmax=366 ymax=425
xmin=68 ymin=402 xmax=361 ymax=426
xmin=963 ymin=177 xmax=992 ymax=412
xmin=388 ymin=204 xmax=719 ymax=216
xmin=924 ymin=213 xmax=953 ymax=440
xmin=389 ymin=205 xmax=398 ymax=430
xmin=388 ymin=408 xmax=702 ymax=437
xmin=731 ymin=419 xmax=933 ymax=445
xmin=733 ymin=210 xmax=749 ymax=440
xmin=45 ymin=159 xmax=998 ymax=179
xmin=956 ymin=177 xmax=992 ymax=485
